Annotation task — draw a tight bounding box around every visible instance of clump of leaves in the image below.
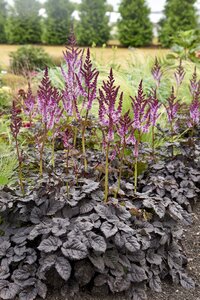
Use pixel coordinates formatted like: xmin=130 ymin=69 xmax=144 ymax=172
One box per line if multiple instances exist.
xmin=0 ymin=154 xmax=198 ymax=300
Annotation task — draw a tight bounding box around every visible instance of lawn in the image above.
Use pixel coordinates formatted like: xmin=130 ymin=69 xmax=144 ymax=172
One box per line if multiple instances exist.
xmin=0 ymin=44 xmax=169 ymax=69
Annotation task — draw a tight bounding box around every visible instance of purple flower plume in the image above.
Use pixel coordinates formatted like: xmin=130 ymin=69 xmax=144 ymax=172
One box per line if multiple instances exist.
xmin=21 ymin=84 xmax=36 ymax=121
xmin=61 ymin=33 xmax=86 ymax=118
xmin=190 ymin=66 xmax=200 ymax=99
xmin=151 ymin=57 xmax=162 ymax=87
xmin=79 ymin=48 xmax=99 ymax=112
xmin=188 ymin=98 xmax=200 ymax=127
xmin=164 ymin=87 xmax=181 ymax=132
xmin=149 ymin=89 xmax=161 ymax=126
xmin=37 ymin=67 xmax=63 ymax=130
xmin=130 ymin=80 xmax=150 ymax=134
xmin=174 ymin=60 xmax=185 ymax=87
xmin=10 ymin=100 xmax=22 ymax=139
xmin=98 ymin=68 xmax=123 ymax=143
xmin=117 ymin=110 xmax=135 ymax=145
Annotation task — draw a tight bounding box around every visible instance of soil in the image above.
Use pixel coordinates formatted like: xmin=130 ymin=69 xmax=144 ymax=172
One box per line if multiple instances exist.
xmin=44 ymin=200 xmax=200 ymax=300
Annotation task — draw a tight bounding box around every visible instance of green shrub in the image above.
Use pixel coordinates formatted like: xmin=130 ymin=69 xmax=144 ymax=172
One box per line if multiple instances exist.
xmin=9 ymin=45 xmax=53 ymax=75
xmin=0 ymin=86 xmax=12 ymax=110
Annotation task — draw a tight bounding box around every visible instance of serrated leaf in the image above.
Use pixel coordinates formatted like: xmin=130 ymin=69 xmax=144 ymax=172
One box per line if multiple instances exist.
xmin=36 ymin=280 xmax=47 ymax=299
xmin=180 ymin=273 xmax=195 ymax=289
xmin=149 ymin=275 xmax=162 ymax=292
xmin=82 ymin=179 xmax=99 ymax=194
xmin=132 ymin=288 xmax=147 ymax=300
xmin=131 ymin=264 xmax=147 ymax=282
xmin=39 ymin=254 xmax=56 ymax=273
xmin=124 ymin=234 xmax=140 ymax=253
xmin=146 ymin=250 xmax=162 ymax=265
xmin=0 ymin=283 xmax=19 ymax=300
xmin=89 ymin=254 xmax=105 ymax=272
xmin=55 ymin=257 xmax=71 ymax=281
xmin=88 ymin=232 xmax=107 ymax=253
xmin=19 ymin=287 xmax=38 ymax=300
xmin=61 ymin=239 xmax=88 ymax=260
xmin=100 ymin=221 xmax=118 ymax=238
xmin=38 ymin=236 xmax=62 ymax=253
xmin=0 ymin=242 xmax=11 ymax=257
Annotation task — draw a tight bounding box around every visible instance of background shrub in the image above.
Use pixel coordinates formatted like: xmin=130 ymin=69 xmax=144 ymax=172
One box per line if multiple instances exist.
xmin=159 ymin=0 xmax=198 ymax=48
xmin=76 ymin=0 xmax=110 ymax=46
xmin=118 ymin=0 xmax=153 ymax=47
xmin=9 ymin=45 xmax=53 ymax=75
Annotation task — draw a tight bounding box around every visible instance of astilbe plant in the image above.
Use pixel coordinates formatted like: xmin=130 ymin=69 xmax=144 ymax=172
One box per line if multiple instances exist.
xmin=151 ymin=57 xmax=162 ymax=89
xmin=116 ymin=110 xmax=134 ymax=196
xmin=188 ymin=81 xmax=200 ymax=130
xmin=78 ymin=48 xmax=99 ymax=171
xmin=61 ymin=33 xmax=86 ymax=120
xmin=98 ymin=68 xmax=123 ymax=202
xmin=19 ymin=84 xmax=36 ymax=127
xmin=174 ymin=60 xmax=185 ymax=95
xmin=149 ymin=89 xmax=161 ymax=156
xmin=189 ymin=66 xmax=199 ymax=98
xmin=10 ymin=99 xmax=24 ymax=194
xmin=130 ymin=80 xmax=151 ymax=192
xmin=164 ymin=87 xmax=181 ymax=135
xmin=37 ymin=67 xmax=63 ymax=173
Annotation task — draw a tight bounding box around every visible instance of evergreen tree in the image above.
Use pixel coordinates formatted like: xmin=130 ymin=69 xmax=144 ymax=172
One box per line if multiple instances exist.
xmin=44 ymin=0 xmax=74 ymax=45
xmin=159 ymin=0 xmax=198 ymax=48
xmin=5 ymin=0 xmax=41 ymax=44
xmin=118 ymin=0 xmax=153 ymax=47
xmin=77 ymin=0 xmax=110 ymax=46
xmin=0 ymin=0 xmax=7 ymax=43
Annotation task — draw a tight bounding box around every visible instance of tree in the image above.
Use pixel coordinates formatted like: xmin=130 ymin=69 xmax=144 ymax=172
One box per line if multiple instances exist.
xmin=43 ymin=0 xmax=74 ymax=45
xmin=118 ymin=0 xmax=153 ymax=47
xmin=0 ymin=0 xmax=7 ymax=43
xmin=76 ymin=0 xmax=110 ymax=46
xmin=159 ymin=0 xmax=198 ymax=48
xmin=6 ymin=0 xmax=42 ymax=44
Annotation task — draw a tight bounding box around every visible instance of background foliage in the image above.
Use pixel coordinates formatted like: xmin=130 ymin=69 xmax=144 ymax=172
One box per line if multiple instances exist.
xmin=159 ymin=0 xmax=198 ymax=48
xmin=118 ymin=0 xmax=153 ymax=47
xmin=76 ymin=0 xmax=110 ymax=46
xmin=5 ymin=0 xmax=42 ymax=44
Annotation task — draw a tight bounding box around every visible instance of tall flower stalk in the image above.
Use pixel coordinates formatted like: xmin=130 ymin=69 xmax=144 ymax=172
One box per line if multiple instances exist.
xmin=174 ymin=60 xmax=185 ymax=96
xmin=79 ymin=48 xmax=99 ymax=171
xmin=116 ymin=111 xmax=134 ymax=196
xmin=130 ymin=81 xmax=151 ymax=192
xmin=10 ymin=100 xmax=24 ymax=194
xmin=149 ymin=89 xmax=161 ymax=157
xmin=151 ymin=57 xmax=162 ymax=89
xmin=37 ymin=68 xmax=62 ymax=174
xmin=98 ymin=69 xmax=123 ymax=202
xmin=61 ymin=33 xmax=86 ymax=147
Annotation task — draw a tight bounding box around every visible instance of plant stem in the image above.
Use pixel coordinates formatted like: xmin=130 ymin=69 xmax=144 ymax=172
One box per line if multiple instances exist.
xmin=66 ymin=148 xmax=69 ymax=175
xmin=104 ymin=143 xmax=110 ymax=203
xmin=115 ymin=143 xmax=125 ymax=198
xmin=39 ymin=124 xmax=47 ymax=176
xmin=82 ymin=111 xmax=89 ymax=172
xmin=15 ymin=138 xmax=24 ymax=195
xmin=152 ymin=125 xmax=155 ymax=158
xmin=134 ymin=156 xmax=138 ymax=193
xmin=52 ymin=128 xmax=55 ymax=169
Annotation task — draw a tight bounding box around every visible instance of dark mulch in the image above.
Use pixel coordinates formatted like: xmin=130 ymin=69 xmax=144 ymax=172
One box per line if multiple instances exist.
xmin=44 ymin=200 xmax=200 ymax=300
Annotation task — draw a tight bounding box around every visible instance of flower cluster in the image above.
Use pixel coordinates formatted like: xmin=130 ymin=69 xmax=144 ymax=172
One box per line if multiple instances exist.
xmin=38 ymin=68 xmax=63 ymax=130
xmin=98 ymin=68 xmax=123 ymax=143
xmin=61 ymin=34 xmax=86 ymax=118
